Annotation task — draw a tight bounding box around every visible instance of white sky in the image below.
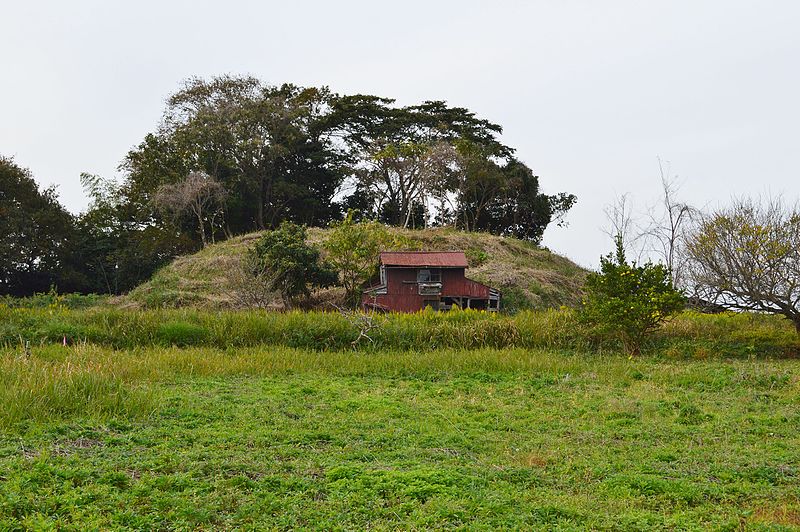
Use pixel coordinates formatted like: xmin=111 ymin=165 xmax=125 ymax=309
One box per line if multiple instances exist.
xmin=2 ymin=0 xmax=798 ymax=267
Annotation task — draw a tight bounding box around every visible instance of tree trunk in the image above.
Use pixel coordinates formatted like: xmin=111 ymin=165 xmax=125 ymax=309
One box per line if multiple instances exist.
xmin=794 ymin=316 xmax=800 ymax=334
xmin=196 ymin=211 xmax=207 ymax=247
xmin=257 ymin=175 xmax=266 ymax=230
xmin=621 ymin=334 xmax=641 ymax=357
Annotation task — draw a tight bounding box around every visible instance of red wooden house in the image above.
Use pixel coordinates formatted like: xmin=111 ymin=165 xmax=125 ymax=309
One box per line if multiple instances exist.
xmin=362 ymin=251 xmax=500 ymax=312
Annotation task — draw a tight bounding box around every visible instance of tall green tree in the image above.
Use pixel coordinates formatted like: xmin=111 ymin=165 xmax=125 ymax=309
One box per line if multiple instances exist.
xmin=124 ymin=76 xmax=346 ymax=236
xmin=74 ymin=173 xmax=193 ymax=295
xmin=330 ymin=97 xmax=575 ymax=241
xmin=329 ymin=96 xmax=513 ymax=228
xmin=480 ymin=159 xmax=577 ymax=243
xmin=0 ymin=157 xmax=84 ymax=295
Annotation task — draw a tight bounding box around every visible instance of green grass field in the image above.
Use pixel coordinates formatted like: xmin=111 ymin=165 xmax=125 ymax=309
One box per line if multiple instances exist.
xmin=2 ymin=338 xmax=799 ymax=530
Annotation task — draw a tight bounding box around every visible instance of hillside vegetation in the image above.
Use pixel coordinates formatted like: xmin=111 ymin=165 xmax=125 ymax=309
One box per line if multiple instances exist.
xmin=125 ymin=228 xmax=587 ymax=311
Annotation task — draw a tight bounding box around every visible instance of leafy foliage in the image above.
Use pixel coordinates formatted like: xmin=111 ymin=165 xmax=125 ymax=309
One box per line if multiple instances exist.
xmin=249 ymin=222 xmax=337 ymax=307
xmin=323 ymin=211 xmax=410 ymax=306
xmin=125 ymin=77 xmax=345 ymax=234
xmin=580 ymin=236 xmax=685 ymax=355
xmin=75 ymin=173 xmax=194 ymax=295
xmin=475 ymin=159 xmax=576 ymax=243
xmin=334 ymin=99 xmax=576 ymax=240
xmin=0 ymin=157 xmax=82 ymax=295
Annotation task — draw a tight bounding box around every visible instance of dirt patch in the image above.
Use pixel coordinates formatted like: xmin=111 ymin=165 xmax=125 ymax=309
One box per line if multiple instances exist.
xmin=518 ymin=452 xmax=550 ymax=468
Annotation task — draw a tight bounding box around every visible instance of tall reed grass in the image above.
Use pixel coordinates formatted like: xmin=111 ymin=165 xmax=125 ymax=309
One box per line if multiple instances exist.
xmin=1 ymin=304 xmax=798 ymax=357
xmin=0 ymin=346 xmax=155 ymax=428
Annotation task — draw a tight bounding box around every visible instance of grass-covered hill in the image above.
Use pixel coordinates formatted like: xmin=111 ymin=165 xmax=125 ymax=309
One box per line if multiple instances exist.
xmin=124 ymin=228 xmax=588 ymax=311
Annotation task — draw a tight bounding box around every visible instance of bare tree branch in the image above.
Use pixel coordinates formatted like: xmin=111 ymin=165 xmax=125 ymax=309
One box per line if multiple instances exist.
xmin=153 ymin=171 xmax=227 ymax=247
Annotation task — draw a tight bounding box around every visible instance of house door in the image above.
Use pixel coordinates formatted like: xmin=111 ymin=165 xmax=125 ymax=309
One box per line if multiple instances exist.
xmin=422 ymin=299 xmax=440 ymax=311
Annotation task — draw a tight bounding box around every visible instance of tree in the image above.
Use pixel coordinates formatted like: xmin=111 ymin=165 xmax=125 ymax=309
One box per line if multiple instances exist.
xmin=152 ymin=172 xmax=226 ymax=247
xmin=0 ymin=156 xmax=82 ymax=295
xmin=448 ymin=140 xmax=507 ymax=232
xmin=641 ymin=159 xmax=695 ymax=288
xmin=249 ymin=222 xmax=337 ymax=308
xmin=324 ymin=211 xmax=406 ymax=307
xmin=75 ymin=173 xmax=193 ymax=295
xmin=123 ymin=76 xmax=345 ymax=236
xmin=331 ymin=96 xmax=513 ymax=228
xmin=479 ymin=159 xmax=576 ymax=243
xmin=581 ymin=235 xmax=685 ymax=356
xmin=331 ymin=93 xmax=577 ymax=240
xmin=91 ymin=76 xmax=576 ymax=281
xmin=687 ymin=197 xmax=800 ymax=333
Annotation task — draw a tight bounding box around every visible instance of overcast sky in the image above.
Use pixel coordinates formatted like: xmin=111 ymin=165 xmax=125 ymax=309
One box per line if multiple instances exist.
xmin=2 ymin=0 xmax=798 ymax=267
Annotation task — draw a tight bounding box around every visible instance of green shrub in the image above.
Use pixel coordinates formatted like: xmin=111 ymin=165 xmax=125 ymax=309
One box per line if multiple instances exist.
xmin=250 ymin=222 xmax=338 ymax=308
xmin=579 ymin=236 xmax=685 ymax=356
xmin=465 ymin=248 xmax=490 ymax=267
xmin=500 ymin=286 xmax=535 ymax=314
xmin=0 ymin=290 xmax=107 ymax=310
xmin=324 ymin=211 xmax=410 ymax=307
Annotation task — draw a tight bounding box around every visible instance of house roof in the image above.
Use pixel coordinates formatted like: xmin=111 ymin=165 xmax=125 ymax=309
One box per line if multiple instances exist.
xmin=379 ymin=251 xmax=468 ymax=268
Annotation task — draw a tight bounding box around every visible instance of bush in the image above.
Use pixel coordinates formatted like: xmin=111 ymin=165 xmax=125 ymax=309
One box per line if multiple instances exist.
xmin=500 ymin=286 xmax=535 ymax=314
xmin=580 ymin=236 xmax=684 ymax=356
xmin=250 ymin=222 xmax=338 ymax=308
xmin=0 ymin=290 xmax=107 ymax=310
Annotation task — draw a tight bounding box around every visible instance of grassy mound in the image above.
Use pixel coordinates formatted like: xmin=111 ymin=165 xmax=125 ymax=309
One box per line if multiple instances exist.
xmin=124 ymin=228 xmax=587 ymax=311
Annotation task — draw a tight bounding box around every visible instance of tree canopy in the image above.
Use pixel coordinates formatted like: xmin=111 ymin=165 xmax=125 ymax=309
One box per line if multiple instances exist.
xmin=122 ymin=76 xmax=574 ymax=246
xmin=0 ymin=157 xmax=80 ymax=295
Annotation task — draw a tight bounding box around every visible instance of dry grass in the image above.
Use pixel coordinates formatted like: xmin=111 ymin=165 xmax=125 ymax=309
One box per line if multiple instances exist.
xmin=752 ymin=503 xmax=800 ymax=526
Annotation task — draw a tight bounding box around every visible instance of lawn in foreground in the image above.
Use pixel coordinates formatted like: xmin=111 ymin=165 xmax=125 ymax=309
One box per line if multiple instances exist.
xmin=1 ymin=347 xmax=799 ymax=530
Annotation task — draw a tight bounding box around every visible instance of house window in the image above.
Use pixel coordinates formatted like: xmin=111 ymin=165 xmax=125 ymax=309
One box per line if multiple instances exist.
xmin=419 ymin=283 xmax=442 ymax=296
xmin=417 ymin=268 xmax=441 ymax=283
